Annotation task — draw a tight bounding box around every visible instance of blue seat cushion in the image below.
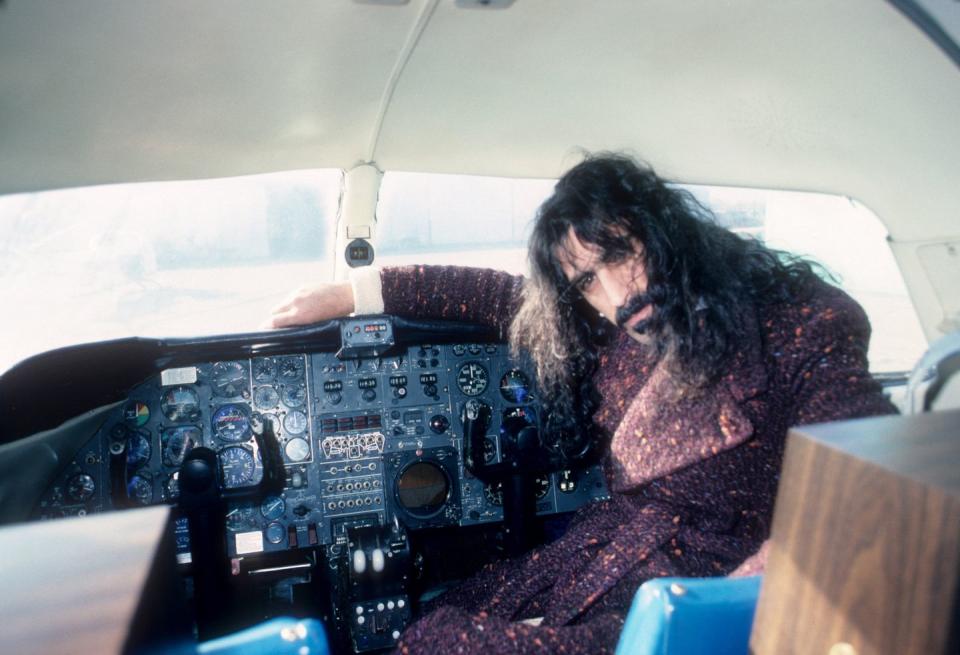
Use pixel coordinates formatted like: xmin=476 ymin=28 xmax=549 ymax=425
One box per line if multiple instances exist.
xmin=615 ymin=576 xmax=761 ymax=655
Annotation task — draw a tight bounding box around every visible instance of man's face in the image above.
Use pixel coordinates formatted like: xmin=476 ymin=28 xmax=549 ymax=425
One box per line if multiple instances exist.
xmin=557 ymin=227 xmax=654 ymax=344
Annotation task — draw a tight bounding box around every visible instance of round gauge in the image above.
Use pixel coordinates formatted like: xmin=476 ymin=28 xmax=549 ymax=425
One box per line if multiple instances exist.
xmin=254 ymin=385 xmax=280 ymax=409
xmin=456 ymin=362 xmax=489 ymax=396
xmin=284 ymin=436 xmax=310 ymax=462
xmin=283 ymin=410 xmax=308 ymax=435
xmin=396 ymin=461 xmax=450 ymax=518
xmin=499 ymin=369 xmax=532 ymax=404
xmin=261 ymin=413 xmax=281 ymax=437
xmin=265 ymin=522 xmax=285 ymax=544
xmin=127 ymin=473 xmax=153 ymax=506
xmin=212 ymin=404 xmax=251 ymax=442
xmin=452 ymin=344 xmax=466 ymax=356
xmin=160 ymin=386 xmax=201 ymax=422
xmin=126 ymin=430 xmax=152 ymax=469
xmin=161 ymin=426 xmax=200 ymax=468
xmin=123 ymin=401 xmax=150 ymax=428
xmin=164 ymin=473 xmax=180 ymax=502
xmin=534 ymin=475 xmax=551 ymax=499
xmin=225 ymin=504 xmax=256 ymax=532
xmin=66 ymin=473 xmax=96 ymax=502
xmin=252 ymin=357 xmax=277 ymax=383
xmin=467 ymin=344 xmax=482 ymax=356
xmin=278 ymin=356 xmax=305 ymax=380
xmin=212 ymin=361 xmax=248 ymax=398
xmin=281 ymin=384 xmax=307 ymax=408
xmin=219 ymin=446 xmax=256 ymax=488
xmin=483 ymin=481 xmax=503 ymax=507
xmin=260 ymin=413 xmax=281 ymax=438
xmin=260 ymin=495 xmax=285 ymax=520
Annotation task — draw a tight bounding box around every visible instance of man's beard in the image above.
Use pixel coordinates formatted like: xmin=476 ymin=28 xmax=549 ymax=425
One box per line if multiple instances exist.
xmin=614 ymin=289 xmax=663 ymax=334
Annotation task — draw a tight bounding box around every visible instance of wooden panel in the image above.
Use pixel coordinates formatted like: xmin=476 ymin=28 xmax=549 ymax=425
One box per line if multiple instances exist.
xmin=750 ymin=410 xmax=960 ymax=655
xmin=0 ymin=506 xmax=173 ymax=655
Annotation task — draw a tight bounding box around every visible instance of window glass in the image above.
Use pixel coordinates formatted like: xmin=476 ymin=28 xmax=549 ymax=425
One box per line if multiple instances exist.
xmin=0 ymin=170 xmax=341 ymax=374
xmin=376 ymin=172 xmax=553 ymax=274
xmin=375 ymin=172 xmax=926 ymax=372
xmin=690 ymin=187 xmax=926 ymax=372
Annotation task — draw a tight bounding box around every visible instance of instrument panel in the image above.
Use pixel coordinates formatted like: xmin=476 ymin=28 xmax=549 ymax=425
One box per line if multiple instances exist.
xmin=34 ymin=328 xmax=609 ymax=562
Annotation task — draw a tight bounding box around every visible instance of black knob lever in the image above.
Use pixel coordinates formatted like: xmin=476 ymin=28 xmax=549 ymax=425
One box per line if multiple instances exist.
xmin=462 ymin=399 xmax=493 ymax=475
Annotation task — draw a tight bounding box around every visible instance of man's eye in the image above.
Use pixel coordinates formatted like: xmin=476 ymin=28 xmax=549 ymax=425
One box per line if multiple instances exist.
xmin=575 ymin=273 xmax=595 ymax=292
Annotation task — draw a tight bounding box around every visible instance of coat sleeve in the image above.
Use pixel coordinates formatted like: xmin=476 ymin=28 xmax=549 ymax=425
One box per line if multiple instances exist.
xmin=777 ymin=286 xmax=898 ymax=427
xmin=395 ymin=606 xmax=626 ymax=655
xmin=381 ymin=265 xmax=525 ymax=338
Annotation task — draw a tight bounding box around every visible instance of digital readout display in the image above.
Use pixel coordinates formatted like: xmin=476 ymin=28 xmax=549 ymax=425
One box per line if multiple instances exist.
xmin=420 ymin=374 xmax=438 ymax=384
xmin=358 ymin=378 xmax=377 ymax=389
xmin=389 ymin=376 xmax=407 ymax=387
xmin=323 ymin=381 xmax=343 ymax=392
xmin=364 ymin=323 xmax=387 ymax=333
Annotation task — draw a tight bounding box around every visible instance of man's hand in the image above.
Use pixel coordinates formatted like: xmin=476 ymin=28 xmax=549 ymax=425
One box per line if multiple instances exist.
xmin=263 ymin=282 xmax=355 ymax=329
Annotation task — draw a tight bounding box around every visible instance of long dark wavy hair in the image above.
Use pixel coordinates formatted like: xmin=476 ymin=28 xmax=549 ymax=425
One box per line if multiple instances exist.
xmin=510 ymin=153 xmax=823 ymax=459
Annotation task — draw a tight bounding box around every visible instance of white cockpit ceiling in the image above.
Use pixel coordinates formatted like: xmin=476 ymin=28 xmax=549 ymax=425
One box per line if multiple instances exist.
xmin=0 ymin=0 xmax=958 ymax=328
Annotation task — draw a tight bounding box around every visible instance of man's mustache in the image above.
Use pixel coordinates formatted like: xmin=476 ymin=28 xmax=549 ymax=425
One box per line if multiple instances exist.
xmin=615 ymin=289 xmax=662 ymax=331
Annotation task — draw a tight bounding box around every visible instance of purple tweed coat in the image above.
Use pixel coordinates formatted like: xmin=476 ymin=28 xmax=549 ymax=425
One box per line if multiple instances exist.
xmin=377 ymin=265 xmax=895 ymax=655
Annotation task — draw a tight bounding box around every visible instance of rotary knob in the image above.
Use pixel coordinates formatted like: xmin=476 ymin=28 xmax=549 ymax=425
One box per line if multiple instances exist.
xmin=429 ymin=415 xmax=450 ymax=434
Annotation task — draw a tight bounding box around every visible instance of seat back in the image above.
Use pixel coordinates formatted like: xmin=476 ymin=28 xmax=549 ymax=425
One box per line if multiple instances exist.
xmin=615 ymin=576 xmax=761 ymax=655
xmin=906 ymin=331 xmax=960 ymax=413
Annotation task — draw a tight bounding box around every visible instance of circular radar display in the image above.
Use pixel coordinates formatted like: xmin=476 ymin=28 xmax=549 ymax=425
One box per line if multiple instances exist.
xmin=283 ymin=410 xmax=308 ymax=435
xmin=160 ymin=386 xmax=201 ymax=422
xmin=219 ymin=446 xmax=256 ymax=488
xmin=212 ymin=361 xmax=248 ymax=398
xmin=456 ymin=362 xmax=489 ymax=396
xmin=161 ymin=426 xmax=201 ymax=468
xmin=499 ymin=369 xmax=532 ymax=404
xmin=396 ymin=462 xmax=450 ymax=518
xmin=252 ymin=357 xmax=277 ymax=383
xmin=278 ymin=356 xmax=305 ymax=380
xmin=212 ymin=404 xmax=251 ymax=442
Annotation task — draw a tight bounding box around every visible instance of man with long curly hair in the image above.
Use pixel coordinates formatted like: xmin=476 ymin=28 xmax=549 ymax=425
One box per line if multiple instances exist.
xmin=268 ymin=153 xmax=895 ymax=654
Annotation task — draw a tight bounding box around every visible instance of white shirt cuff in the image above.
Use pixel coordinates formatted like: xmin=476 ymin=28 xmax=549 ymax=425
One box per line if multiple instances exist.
xmin=349 ymin=266 xmax=385 ymax=315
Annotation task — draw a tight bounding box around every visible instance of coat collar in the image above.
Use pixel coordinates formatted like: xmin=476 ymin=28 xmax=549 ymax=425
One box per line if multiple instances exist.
xmin=605 ymin=307 xmax=769 ymax=492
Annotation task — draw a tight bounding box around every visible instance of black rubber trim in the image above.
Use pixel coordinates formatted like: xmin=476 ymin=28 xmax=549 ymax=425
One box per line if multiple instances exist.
xmin=0 ymin=316 xmax=498 ymax=444
xmin=887 ymin=0 xmax=960 ymax=69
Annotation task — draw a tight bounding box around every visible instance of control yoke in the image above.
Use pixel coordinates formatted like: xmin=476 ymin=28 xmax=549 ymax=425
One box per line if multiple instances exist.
xmin=462 ymin=399 xmax=542 ymax=556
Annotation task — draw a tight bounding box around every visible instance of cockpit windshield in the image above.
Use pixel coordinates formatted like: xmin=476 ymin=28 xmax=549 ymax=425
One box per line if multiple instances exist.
xmin=0 ymin=169 xmax=342 ymax=374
